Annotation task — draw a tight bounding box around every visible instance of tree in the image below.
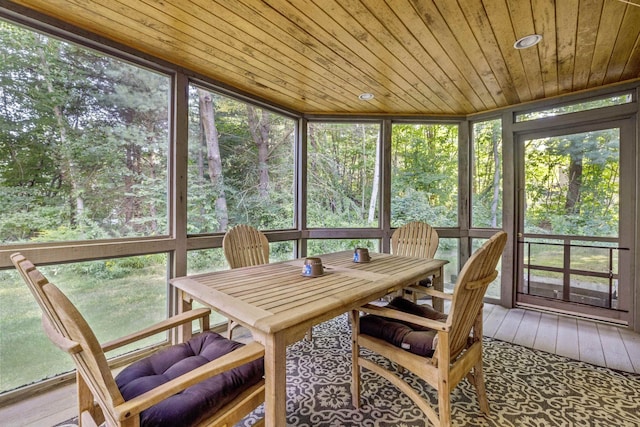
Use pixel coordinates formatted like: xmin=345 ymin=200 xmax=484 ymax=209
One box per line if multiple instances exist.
xmin=391 ymin=124 xmax=459 ymax=227
xmin=186 ymin=89 xmax=295 ymax=233
xmin=472 ymin=119 xmax=502 ymax=228
xmin=0 ymin=22 xmax=170 ymax=242
xmin=198 ymin=89 xmax=228 ymax=232
xmin=368 ymin=131 xmax=380 ymax=223
xmin=306 ymin=122 xmax=379 ymax=228
xmin=524 ymin=129 xmax=619 ymax=236
xmin=247 ymin=105 xmax=270 ymax=198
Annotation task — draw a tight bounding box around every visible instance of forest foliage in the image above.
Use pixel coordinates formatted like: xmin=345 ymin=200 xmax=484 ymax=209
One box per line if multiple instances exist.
xmin=0 ymin=24 xmax=466 ymax=252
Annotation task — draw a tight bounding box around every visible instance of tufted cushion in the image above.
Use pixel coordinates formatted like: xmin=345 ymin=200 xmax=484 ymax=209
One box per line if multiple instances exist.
xmin=387 ymin=296 xmax=448 ymax=326
xmin=115 ymin=331 xmax=264 ymax=427
xmin=360 ymin=297 xmax=447 ymax=357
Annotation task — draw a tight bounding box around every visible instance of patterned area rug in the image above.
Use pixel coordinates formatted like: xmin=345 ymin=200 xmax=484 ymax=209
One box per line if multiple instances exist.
xmin=239 ymin=314 xmax=640 ymax=427
xmin=59 ymin=314 xmax=640 ymax=427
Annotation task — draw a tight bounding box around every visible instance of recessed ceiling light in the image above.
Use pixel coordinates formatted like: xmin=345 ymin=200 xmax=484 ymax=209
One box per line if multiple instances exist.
xmin=514 ymin=34 xmax=542 ymax=49
xmin=358 ymin=93 xmax=374 ymax=101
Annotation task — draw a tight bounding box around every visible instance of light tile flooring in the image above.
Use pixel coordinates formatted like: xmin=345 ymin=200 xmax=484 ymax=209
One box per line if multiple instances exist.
xmin=2 ymin=304 xmax=639 ymax=426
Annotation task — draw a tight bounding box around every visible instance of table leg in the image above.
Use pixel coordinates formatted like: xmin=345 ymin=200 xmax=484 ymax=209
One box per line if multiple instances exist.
xmin=264 ymin=331 xmax=287 ymax=427
xmin=432 ymin=266 xmax=444 ymax=312
xmin=174 ymin=289 xmax=193 ymax=343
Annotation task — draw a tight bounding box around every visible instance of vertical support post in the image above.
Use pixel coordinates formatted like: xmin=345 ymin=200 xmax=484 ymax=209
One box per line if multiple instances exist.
xmin=349 ymin=310 xmax=361 ymax=408
xmin=563 ymin=238 xmax=571 ymax=301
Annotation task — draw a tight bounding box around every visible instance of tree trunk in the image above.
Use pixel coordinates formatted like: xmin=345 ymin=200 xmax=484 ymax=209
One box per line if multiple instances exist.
xmin=198 ymin=89 xmax=228 ymax=231
xmin=368 ymin=131 xmax=380 ymax=223
xmin=148 ymin=151 xmax=158 ymax=233
xmin=124 ymin=143 xmax=141 ymax=225
xmin=197 ymin=129 xmax=206 ymax=217
xmin=565 ymin=154 xmax=583 ymax=214
xmin=37 ymin=38 xmax=83 ymax=226
xmin=247 ymin=105 xmax=270 ymax=198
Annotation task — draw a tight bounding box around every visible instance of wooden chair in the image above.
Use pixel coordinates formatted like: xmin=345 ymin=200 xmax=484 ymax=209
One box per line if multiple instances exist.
xmin=391 ymin=221 xmax=440 ymax=305
xmin=11 ymin=253 xmax=265 ymax=427
xmin=391 ymin=221 xmax=439 ymax=259
xmin=222 ymin=224 xmax=269 ymax=339
xmin=351 ymin=231 xmax=507 ymax=427
xmin=223 ymin=224 xmax=270 ymax=269
xmin=222 ymin=224 xmax=315 ymax=341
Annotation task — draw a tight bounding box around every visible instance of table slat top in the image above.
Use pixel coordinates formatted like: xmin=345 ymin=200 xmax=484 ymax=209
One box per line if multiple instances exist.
xmin=172 ymin=251 xmax=447 ymax=333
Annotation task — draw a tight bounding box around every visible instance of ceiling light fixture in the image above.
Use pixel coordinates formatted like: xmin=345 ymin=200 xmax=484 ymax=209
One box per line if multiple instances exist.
xmin=514 ymin=34 xmax=542 ymax=49
xmin=358 ymin=92 xmax=374 ymax=101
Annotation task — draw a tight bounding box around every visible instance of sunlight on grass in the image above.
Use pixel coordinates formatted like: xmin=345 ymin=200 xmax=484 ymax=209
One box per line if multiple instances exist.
xmin=1 ymin=256 xmax=169 ymax=393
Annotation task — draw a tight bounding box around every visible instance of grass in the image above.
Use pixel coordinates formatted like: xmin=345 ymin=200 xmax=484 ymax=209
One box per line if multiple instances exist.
xmin=0 ymin=256 xmax=227 ymax=393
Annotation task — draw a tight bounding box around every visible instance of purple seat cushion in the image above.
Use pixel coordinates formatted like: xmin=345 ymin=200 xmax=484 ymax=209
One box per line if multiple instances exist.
xmin=387 ymin=296 xmax=448 ymax=327
xmin=360 ymin=297 xmax=447 ymax=357
xmin=115 ymin=331 xmax=264 ymax=427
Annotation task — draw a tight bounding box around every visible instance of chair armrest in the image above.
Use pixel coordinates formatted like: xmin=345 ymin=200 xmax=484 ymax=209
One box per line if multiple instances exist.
xmin=359 ymin=304 xmax=449 ymax=332
xmin=114 ymin=341 xmax=265 ymax=421
xmin=102 ymin=308 xmax=211 ymax=353
xmin=411 ymin=287 xmax=453 ymax=300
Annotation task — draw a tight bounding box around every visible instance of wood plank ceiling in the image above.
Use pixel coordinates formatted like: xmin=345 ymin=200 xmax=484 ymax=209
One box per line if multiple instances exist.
xmin=5 ymin=0 xmax=640 ymax=115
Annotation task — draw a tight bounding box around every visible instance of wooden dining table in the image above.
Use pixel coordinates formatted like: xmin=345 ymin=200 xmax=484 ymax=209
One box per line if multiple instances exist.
xmin=171 ymin=250 xmax=448 ymax=427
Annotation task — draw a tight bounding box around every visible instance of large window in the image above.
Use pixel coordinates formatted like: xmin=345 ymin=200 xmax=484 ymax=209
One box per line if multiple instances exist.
xmin=437 ymin=238 xmax=460 ymax=293
xmin=0 ymin=19 xmax=172 ymax=394
xmin=0 ymin=255 xmax=168 ymax=393
xmin=390 ymin=123 xmax=459 ymax=227
xmin=0 ymin=19 xmax=170 ymax=244
xmin=187 ymin=86 xmax=296 ymax=234
xmin=515 ymin=93 xmax=633 ymax=122
xmin=307 ymin=122 xmax=380 ymax=228
xmin=187 ymin=242 xmax=295 ymax=276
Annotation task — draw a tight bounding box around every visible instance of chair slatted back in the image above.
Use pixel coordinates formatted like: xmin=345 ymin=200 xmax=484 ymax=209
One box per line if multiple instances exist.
xmin=223 ymin=224 xmax=269 ymax=268
xmin=11 ymin=254 xmax=124 ymax=423
xmin=444 ymin=231 xmax=507 ymax=361
xmin=391 ymin=221 xmax=439 ymax=259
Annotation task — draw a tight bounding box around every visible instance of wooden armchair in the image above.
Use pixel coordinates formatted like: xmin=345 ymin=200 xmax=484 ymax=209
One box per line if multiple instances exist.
xmin=11 ymin=253 xmax=265 ymax=427
xmin=223 ymin=224 xmax=270 ymax=269
xmin=222 ymin=224 xmax=270 ymax=339
xmin=391 ymin=221 xmax=439 ymax=259
xmin=222 ymin=224 xmax=315 ymax=341
xmin=391 ymin=221 xmax=440 ymax=307
xmin=351 ymin=231 xmax=507 ymax=427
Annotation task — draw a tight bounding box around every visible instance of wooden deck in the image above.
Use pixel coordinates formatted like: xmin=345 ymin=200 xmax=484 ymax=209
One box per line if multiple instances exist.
xmin=482 ymin=304 xmax=640 ymax=374
xmin=1 ymin=304 xmax=639 ymax=427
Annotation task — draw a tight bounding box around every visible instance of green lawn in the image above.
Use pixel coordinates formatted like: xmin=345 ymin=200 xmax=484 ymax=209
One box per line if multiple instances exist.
xmin=0 ymin=256 xmax=226 ymax=393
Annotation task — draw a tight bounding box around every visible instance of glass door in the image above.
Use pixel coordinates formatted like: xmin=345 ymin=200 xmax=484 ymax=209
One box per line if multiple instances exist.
xmin=516 ymin=121 xmax=634 ymax=323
